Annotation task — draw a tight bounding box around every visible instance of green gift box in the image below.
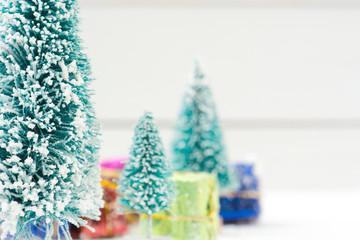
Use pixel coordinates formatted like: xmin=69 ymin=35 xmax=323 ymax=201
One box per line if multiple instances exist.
xmin=141 ymin=172 xmax=219 ymax=240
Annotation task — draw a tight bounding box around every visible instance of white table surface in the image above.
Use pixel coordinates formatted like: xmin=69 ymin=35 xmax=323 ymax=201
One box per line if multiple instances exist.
xmin=104 ymin=189 xmax=360 ymax=240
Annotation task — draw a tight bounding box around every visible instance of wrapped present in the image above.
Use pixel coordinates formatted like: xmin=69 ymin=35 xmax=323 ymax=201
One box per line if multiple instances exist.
xmin=141 ymin=172 xmax=219 ymax=240
xmin=71 ymin=157 xmax=129 ymax=239
xmin=100 ymin=156 xmax=128 ymax=181
xmin=101 ymin=157 xmax=128 ymax=169
xmin=220 ymin=163 xmax=260 ymax=222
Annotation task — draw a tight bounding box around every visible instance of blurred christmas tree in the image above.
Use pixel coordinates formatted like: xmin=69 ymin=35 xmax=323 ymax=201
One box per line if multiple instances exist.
xmin=118 ymin=112 xmax=173 ymax=238
xmin=0 ymin=0 xmax=102 ymax=239
xmin=171 ymin=60 xmax=235 ymax=190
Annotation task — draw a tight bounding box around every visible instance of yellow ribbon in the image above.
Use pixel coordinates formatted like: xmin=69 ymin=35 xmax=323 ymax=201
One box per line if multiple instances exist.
xmin=100 ymin=179 xmax=118 ymax=190
xmin=141 ymin=209 xmax=216 ymax=222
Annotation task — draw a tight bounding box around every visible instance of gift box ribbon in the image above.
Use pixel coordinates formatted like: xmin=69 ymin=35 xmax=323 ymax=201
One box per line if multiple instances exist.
xmin=221 ymin=191 xmax=260 ymax=199
xmin=100 ymin=179 xmax=118 ymax=190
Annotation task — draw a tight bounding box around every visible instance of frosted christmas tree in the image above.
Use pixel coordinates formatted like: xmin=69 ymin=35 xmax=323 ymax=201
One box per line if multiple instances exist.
xmin=118 ymin=112 xmax=173 ymax=239
xmin=0 ymin=0 xmax=102 ymax=239
xmin=171 ymin=60 xmax=235 ymax=190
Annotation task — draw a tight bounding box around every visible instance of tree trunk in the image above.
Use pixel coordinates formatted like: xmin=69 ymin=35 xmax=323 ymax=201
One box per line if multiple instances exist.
xmin=147 ymin=214 xmax=152 ymax=239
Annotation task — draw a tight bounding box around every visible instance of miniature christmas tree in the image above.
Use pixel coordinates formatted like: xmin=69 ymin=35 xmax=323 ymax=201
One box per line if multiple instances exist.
xmin=171 ymin=60 xmax=235 ymax=190
xmin=0 ymin=0 xmax=102 ymax=239
xmin=118 ymin=112 xmax=173 ymax=239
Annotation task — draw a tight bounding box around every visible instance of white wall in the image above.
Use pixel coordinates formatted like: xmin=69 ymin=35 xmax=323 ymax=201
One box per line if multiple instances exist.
xmin=77 ymin=2 xmax=360 ymax=190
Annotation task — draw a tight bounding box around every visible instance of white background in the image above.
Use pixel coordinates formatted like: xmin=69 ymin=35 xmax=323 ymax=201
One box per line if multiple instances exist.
xmin=78 ymin=1 xmax=360 ymax=191
xmin=76 ymin=0 xmax=360 ymax=238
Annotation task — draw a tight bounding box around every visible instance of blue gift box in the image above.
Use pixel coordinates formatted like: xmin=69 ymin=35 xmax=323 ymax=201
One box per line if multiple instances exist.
xmin=6 ymin=220 xmax=71 ymax=239
xmin=220 ymin=163 xmax=260 ymax=222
